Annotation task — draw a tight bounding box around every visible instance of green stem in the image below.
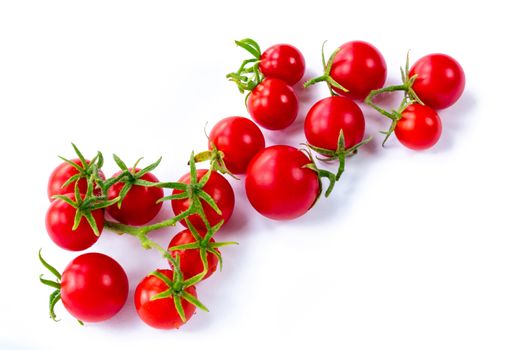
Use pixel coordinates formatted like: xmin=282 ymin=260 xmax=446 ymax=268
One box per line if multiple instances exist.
xmin=104 ymin=209 xmax=190 ymax=236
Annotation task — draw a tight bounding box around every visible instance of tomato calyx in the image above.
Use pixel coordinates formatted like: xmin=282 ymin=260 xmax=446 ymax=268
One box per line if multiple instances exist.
xmin=193 ymin=127 xmax=239 ymax=179
xmin=301 ymin=148 xmax=337 ymax=200
xmin=307 ymin=131 xmax=372 ymax=180
xmin=58 ymin=143 xmax=105 ymax=193
xmin=226 ymin=38 xmax=263 ymax=95
xmin=103 ymin=154 xmax=163 ymax=208
xmin=169 ymin=219 xmax=237 ymax=272
xmin=364 ymin=52 xmax=424 ymax=146
xmin=38 ymin=249 xmax=84 ymax=325
xmin=53 ymin=178 xmax=120 ymax=237
xmin=303 ymin=41 xmax=349 ymax=96
xmin=149 ymin=255 xmax=209 ymax=323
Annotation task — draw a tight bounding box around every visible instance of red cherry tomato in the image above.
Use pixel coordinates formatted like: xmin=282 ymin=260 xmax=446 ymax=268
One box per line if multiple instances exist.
xmin=247 ymin=78 xmax=298 ymax=130
xmin=168 ymin=229 xmax=219 ymax=280
xmin=61 ymin=253 xmax=128 ymax=322
xmin=107 ymin=170 xmax=164 ymax=226
xmin=245 ymin=145 xmax=319 ymax=220
xmin=171 ymin=170 xmax=235 ymax=231
xmin=395 ymin=103 xmax=442 ymax=150
xmin=45 ymin=194 xmax=104 ymax=251
xmin=259 ymin=44 xmax=305 ymax=85
xmin=209 ymin=117 xmax=265 ymax=174
xmin=330 ymin=41 xmax=387 ymax=100
xmin=304 ymin=96 xmax=365 ymax=151
xmin=47 ymin=159 xmax=105 ymax=201
xmin=134 ymin=269 xmax=197 ymax=329
xmin=409 ymin=53 xmax=465 ymax=110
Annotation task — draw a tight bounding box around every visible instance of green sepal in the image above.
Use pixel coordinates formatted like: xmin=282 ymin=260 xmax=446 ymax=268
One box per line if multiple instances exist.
xmin=182 ymin=291 xmax=209 ymax=312
xmin=38 ymin=249 xmax=61 ymax=281
xmin=39 ymin=275 xmax=61 ymax=289
xmin=150 ymin=290 xmax=172 ymax=301
xmin=173 ymin=295 xmax=186 ymax=323
xmin=49 ymin=289 xmax=61 ymax=322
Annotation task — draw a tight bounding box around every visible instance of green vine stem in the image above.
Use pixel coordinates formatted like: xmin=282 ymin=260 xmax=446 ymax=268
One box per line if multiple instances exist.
xmin=364 ymin=51 xmax=423 ymax=146
xmin=226 ymin=38 xmax=264 ymax=94
xmin=303 ymin=41 xmax=348 ymax=96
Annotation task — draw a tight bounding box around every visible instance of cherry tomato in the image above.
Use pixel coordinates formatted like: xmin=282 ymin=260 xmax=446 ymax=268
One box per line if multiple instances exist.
xmin=259 ymin=44 xmax=305 ymax=85
xmin=209 ymin=116 xmax=265 ymax=174
xmin=245 ymin=145 xmax=319 ymax=220
xmin=304 ymin=96 xmax=365 ymax=151
xmin=409 ymin=53 xmax=465 ymax=110
xmin=168 ymin=229 xmax=219 ymax=280
xmin=171 ymin=170 xmax=235 ymax=231
xmin=61 ymin=253 xmax=128 ymax=322
xmin=45 ymin=193 xmax=104 ymax=251
xmin=395 ymin=103 xmax=442 ymax=150
xmin=247 ymin=78 xmax=298 ymax=130
xmin=107 ymin=170 xmax=164 ymax=226
xmin=330 ymin=41 xmax=387 ymax=101
xmin=134 ymin=269 xmax=197 ymax=329
xmin=47 ymin=159 xmax=105 ymax=201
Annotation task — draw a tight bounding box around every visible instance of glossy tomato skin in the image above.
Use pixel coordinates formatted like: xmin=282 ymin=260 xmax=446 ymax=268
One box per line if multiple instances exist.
xmin=61 ymin=253 xmax=128 ymax=322
xmin=168 ymin=229 xmax=219 ymax=280
xmin=245 ymin=145 xmax=319 ymax=220
xmin=409 ymin=53 xmax=465 ymax=110
xmin=47 ymin=159 xmax=105 ymax=201
xmin=395 ymin=104 xmax=442 ymax=150
xmin=259 ymin=44 xmax=305 ymax=85
xmin=304 ymin=96 xmax=365 ymax=151
xmin=247 ymin=78 xmax=298 ymax=130
xmin=45 ymin=194 xmax=104 ymax=251
xmin=209 ymin=117 xmax=265 ymax=174
xmin=171 ymin=170 xmax=235 ymax=231
xmin=134 ymin=269 xmax=197 ymax=330
xmin=330 ymin=41 xmax=387 ymax=101
xmin=107 ymin=170 xmax=164 ymax=226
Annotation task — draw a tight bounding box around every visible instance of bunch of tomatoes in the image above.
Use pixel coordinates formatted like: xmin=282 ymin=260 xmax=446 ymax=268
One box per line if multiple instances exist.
xmin=39 ymin=38 xmax=465 ymax=330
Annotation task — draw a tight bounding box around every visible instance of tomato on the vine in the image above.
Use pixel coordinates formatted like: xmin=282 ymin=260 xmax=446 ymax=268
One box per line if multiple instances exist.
xmin=171 ymin=169 xmax=235 ymax=231
xmin=47 ymin=159 xmax=104 ymax=201
xmin=409 ymin=53 xmax=465 ymax=110
xmin=107 ymin=170 xmax=164 ymax=226
xmin=330 ymin=41 xmax=387 ymax=100
xmin=395 ymin=103 xmax=442 ymax=150
xmin=208 ymin=117 xmax=265 ymax=174
xmin=247 ymin=78 xmax=298 ymax=130
xmin=134 ymin=269 xmax=197 ymax=330
xmin=61 ymin=253 xmax=128 ymax=322
xmin=245 ymin=145 xmax=319 ymax=220
xmin=45 ymin=194 xmax=104 ymax=251
xmin=259 ymin=44 xmax=305 ymax=86
xmin=304 ymin=96 xmax=365 ymax=151
xmin=168 ymin=229 xmax=219 ymax=280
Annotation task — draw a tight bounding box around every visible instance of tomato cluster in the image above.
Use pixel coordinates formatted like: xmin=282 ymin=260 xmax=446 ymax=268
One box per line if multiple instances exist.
xmin=39 ymin=38 xmax=465 ymax=330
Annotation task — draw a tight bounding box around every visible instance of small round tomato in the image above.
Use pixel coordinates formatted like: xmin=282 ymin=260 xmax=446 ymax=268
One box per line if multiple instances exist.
xmin=247 ymin=78 xmax=298 ymax=130
xmin=304 ymin=96 xmax=365 ymax=151
xmin=259 ymin=44 xmax=305 ymax=85
xmin=395 ymin=103 xmax=442 ymax=150
xmin=409 ymin=53 xmax=465 ymax=110
xmin=47 ymin=159 xmax=105 ymax=201
xmin=330 ymin=41 xmax=387 ymax=100
xmin=135 ymin=269 xmax=197 ymax=330
xmin=45 ymin=194 xmax=104 ymax=251
xmin=171 ymin=170 xmax=235 ymax=231
xmin=209 ymin=116 xmax=265 ymax=174
xmin=107 ymin=170 xmax=164 ymax=226
xmin=245 ymin=145 xmax=319 ymax=220
xmin=168 ymin=229 xmax=219 ymax=280
xmin=61 ymin=253 xmax=128 ymax=322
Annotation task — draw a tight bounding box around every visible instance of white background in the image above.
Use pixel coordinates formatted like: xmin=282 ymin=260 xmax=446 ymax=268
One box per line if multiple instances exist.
xmin=1 ymin=1 xmax=524 ymax=349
